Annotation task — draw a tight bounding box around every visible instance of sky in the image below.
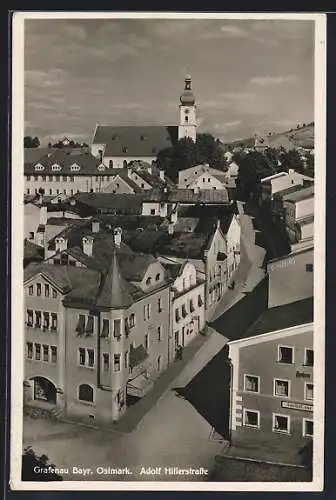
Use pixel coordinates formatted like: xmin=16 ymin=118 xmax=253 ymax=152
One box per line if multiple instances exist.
xmin=24 ymin=17 xmax=315 ymax=145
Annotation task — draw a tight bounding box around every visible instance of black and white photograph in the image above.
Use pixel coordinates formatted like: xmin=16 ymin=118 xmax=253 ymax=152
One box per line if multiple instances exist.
xmin=10 ymin=12 xmax=325 ymax=491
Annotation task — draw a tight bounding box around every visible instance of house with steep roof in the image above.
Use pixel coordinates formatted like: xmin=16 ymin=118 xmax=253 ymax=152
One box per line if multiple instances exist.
xmin=177 ymin=163 xmax=229 ymax=192
xmin=282 ymin=185 xmax=314 ymax=244
xmin=260 ymin=169 xmax=314 ymax=206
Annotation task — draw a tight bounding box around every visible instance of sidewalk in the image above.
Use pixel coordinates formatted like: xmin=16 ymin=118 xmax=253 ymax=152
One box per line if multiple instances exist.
xmin=223 ymin=442 xmax=305 ymax=467
xmin=111 ymin=331 xmax=215 ymax=433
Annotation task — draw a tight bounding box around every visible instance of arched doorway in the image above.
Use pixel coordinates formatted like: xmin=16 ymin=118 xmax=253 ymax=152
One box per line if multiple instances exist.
xmin=32 ymin=376 xmax=57 ymax=404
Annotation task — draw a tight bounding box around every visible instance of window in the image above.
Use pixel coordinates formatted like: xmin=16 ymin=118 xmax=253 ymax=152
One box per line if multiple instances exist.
xmin=43 ymin=345 xmax=49 ymax=362
xmin=141 ymin=183 xmax=145 ymax=189
xmin=76 ymin=315 xmax=85 ymax=335
xmin=87 ymin=349 xmax=94 ymax=367
xmin=305 ymin=383 xmax=314 ymax=401
xmin=49 ymin=189 xmax=52 ymax=195
xmin=28 ymin=285 xmax=34 ymax=296
xmin=27 ymin=188 xmax=30 ymax=195
xmin=35 ymin=343 xmax=41 ymax=361
xmin=109 ymin=160 xmax=113 ymax=168
xmin=51 ymin=346 xmax=57 ymax=363
xmin=150 ymin=209 xmax=155 ymax=215
xmin=36 ymin=283 xmax=41 ymax=297
xmin=52 ymin=288 xmax=57 ymax=299
xmin=145 ymin=334 xmax=149 ymax=351
xmin=273 ymin=414 xmax=290 ymax=434
xmin=274 ymin=379 xmax=290 ymax=398
xmin=278 ymin=346 xmax=294 ymax=364
xmin=155 ymin=273 xmax=161 ymax=282
xmin=146 ymin=276 xmax=152 ymax=286
xmin=129 ymin=313 xmax=135 ymax=328
xmin=103 ymin=353 xmax=110 ymax=372
xmin=182 ymin=304 xmax=187 ymax=318
xmin=198 ymin=295 xmax=203 ymax=307
xmin=304 ymin=349 xmax=314 ymax=367
xmin=113 ymin=319 xmax=121 ymax=339
xmin=85 ymin=315 xmax=94 ymax=336
xmin=26 ymin=342 xmax=33 ymax=359
xmin=158 ymin=297 xmax=163 ymax=312
xmin=243 ymin=409 xmax=260 ymax=428
xmin=43 ymin=312 xmax=50 ymax=330
xmin=114 ymin=354 xmax=121 ymax=372
xmin=175 ymin=308 xmax=181 ymax=322
xmin=244 ymin=375 xmax=260 ymax=393
xmin=101 ymin=319 xmax=109 ymax=338
xmin=303 ymin=419 xmax=314 ymax=437
xmin=27 ymin=309 xmax=33 ymax=327
xmin=147 ymin=304 xmax=151 ymax=319
xmin=157 ymin=326 xmax=161 ymax=342
xmin=79 ymin=348 xmax=86 ymax=366
xmin=124 ymin=350 xmax=128 ymax=369
xmin=51 ymin=313 xmax=57 ymax=331
xmin=190 ymin=299 xmax=195 ymax=313
xmin=78 ymin=384 xmax=93 ymax=403
xmin=306 ymin=263 xmax=313 ymax=272
xmin=35 ymin=311 xmax=42 ymax=328
xmin=44 ymin=284 xmax=50 ymax=297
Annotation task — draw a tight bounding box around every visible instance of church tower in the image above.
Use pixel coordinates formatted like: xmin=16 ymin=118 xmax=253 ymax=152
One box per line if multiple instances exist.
xmin=178 ymin=75 xmax=197 ymax=142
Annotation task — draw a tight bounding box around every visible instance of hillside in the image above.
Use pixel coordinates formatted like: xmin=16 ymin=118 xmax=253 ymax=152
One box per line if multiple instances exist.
xmin=223 ymin=122 xmax=314 ymax=150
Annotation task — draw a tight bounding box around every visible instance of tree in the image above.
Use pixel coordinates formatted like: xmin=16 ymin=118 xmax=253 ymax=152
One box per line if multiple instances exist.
xmin=24 ymin=136 xmax=40 ymax=148
xmin=157 ymin=133 xmax=226 ymax=182
xmin=22 ymin=447 xmax=63 ymax=481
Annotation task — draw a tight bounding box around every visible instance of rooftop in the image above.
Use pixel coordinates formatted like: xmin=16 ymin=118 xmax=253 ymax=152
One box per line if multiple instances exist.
xmin=245 ymin=297 xmax=313 ymax=338
xmin=92 ymin=125 xmax=178 ymax=157
xmin=282 ymin=185 xmax=314 ymax=203
xmin=24 ymin=149 xmax=106 ymax=176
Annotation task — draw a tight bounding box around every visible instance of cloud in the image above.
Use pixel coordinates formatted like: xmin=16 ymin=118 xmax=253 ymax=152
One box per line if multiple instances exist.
xmin=250 ymin=75 xmax=297 ymax=87
xmin=213 ymin=120 xmax=242 ymax=133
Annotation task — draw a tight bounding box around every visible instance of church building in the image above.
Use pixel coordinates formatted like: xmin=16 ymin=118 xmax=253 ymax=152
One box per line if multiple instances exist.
xmin=90 ymin=76 xmax=198 ymax=168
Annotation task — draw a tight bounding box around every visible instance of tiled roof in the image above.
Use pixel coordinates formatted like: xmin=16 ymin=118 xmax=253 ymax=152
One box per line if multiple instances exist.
xmin=95 ymin=251 xmax=134 ymax=309
xmin=24 ymin=240 xmax=44 ymax=264
xmin=282 ymin=185 xmax=314 ymax=203
xmin=73 ymin=192 xmax=145 ymax=214
xmin=143 ymin=188 xmax=229 ymax=203
xmin=245 ymin=297 xmax=313 ymax=338
xmin=104 ymin=169 xmax=144 ymax=193
xmin=24 ymin=263 xmax=101 ymax=295
xmin=92 ymin=125 xmax=178 ymax=157
xmin=24 ymin=149 xmax=108 ymax=176
xmin=97 ymin=214 xmax=164 ymax=231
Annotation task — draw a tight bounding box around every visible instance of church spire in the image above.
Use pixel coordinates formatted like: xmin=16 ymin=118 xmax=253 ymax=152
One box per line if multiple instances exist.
xmin=178 ymin=74 xmax=197 ymax=142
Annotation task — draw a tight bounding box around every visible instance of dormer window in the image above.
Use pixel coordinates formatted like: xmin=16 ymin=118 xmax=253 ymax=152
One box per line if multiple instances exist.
xmin=97 ymin=164 xmax=105 ymax=171
xmin=140 ymin=135 xmax=145 ymax=141
xmin=155 ymin=273 xmax=160 ymax=282
xmin=122 ymin=146 xmax=128 ymax=153
xmin=70 ymin=164 xmax=80 ymax=171
xmin=146 ymin=276 xmax=152 ymax=286
xmin=52 ymin=164 xmax=61 ymax=172
xmin=34 ymin=163 xmax=44 ymax=171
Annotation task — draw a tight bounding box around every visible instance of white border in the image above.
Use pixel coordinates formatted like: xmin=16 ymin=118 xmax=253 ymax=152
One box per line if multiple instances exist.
xmin=273 ymin=378 xmax=291 ymax=398
xmin=10 ymin=11 xmax=326 ymax=492
xmin=302 ymin=418 xmax=314 ymax=438
xmin=243 ymin=373 xmax=260 ymax=393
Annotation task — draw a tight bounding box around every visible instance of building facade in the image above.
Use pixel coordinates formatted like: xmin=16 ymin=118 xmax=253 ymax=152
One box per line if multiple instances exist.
xmin=229 ymin=322 xmax=314 ymax=451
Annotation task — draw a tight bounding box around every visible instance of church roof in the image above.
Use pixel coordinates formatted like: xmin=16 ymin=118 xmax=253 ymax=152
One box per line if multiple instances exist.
xmin=92 ymin=125 xmax=178 ymax=157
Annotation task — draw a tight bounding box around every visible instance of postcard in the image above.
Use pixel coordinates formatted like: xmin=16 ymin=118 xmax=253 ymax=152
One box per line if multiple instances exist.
xmin=10 ymin=11 xmax=325 ymax=491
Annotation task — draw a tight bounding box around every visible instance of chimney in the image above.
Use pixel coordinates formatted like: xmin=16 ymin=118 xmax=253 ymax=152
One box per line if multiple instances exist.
xmin=39 ymin=206 xmax=48 ymax=226
xmin=159 ymin=170 xmax=165 ymax=181
xmin=92 ymin=220 xmax=100 ymax=233
xmin=288 ymin=168 xmax=295 ymax=175
xmin=82 ymin=236 xmax=94 ymax=256
xmin=113 ymin=227 xmax=122 ymax=247
xmin=168 ymin=223 xmax=175 ymax=235
xmin=147 ymin=166 xmax=152 ymax=175
xmin=55 ymin=237 xmax=68 ymax=253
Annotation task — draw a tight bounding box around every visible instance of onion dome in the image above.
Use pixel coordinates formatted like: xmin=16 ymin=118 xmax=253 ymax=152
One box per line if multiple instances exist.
xmin=180 ymin=75 xmax=195 ymax=105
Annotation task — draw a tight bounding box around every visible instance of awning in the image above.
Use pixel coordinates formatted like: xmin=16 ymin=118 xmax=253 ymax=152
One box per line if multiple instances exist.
xmin=85 ymin=315 xmax=94 ymax=336
xmin=127 ymin=374 xmax=153 ymax=398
